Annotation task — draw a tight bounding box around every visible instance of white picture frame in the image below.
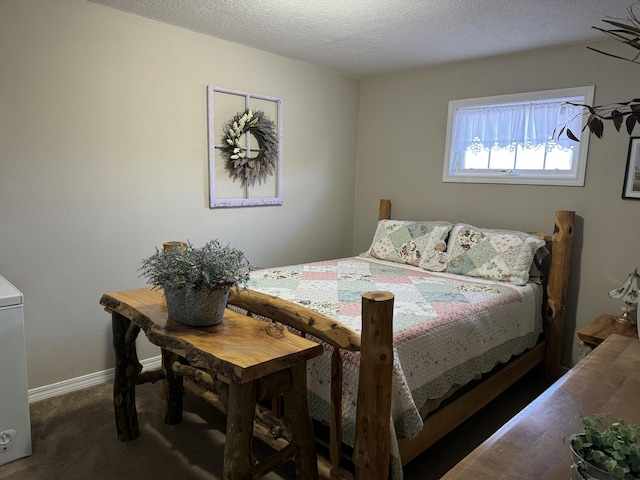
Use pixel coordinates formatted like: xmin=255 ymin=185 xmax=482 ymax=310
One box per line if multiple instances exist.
xmin=207 ymin=86 xmax=283 ymax=208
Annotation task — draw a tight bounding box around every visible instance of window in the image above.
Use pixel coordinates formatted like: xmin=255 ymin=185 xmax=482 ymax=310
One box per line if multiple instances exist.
xmin=442 ymin=86 xmax=595 ymax=186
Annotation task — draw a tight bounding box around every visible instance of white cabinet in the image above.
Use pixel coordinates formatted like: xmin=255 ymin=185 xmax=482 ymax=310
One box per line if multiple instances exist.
xmin=0 ymin=275 xmax=31 ymax=465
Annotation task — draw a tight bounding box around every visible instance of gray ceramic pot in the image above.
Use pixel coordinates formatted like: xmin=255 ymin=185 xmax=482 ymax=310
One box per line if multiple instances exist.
xmin=570 ymin=444 xmax=612 ymax=480
xmin=163 ymin=286 xmax=229 ymax=327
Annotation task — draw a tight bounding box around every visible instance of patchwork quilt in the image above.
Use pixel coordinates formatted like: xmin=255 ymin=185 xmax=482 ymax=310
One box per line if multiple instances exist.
xmin=247 ymin=255 xmax=543 ymax=478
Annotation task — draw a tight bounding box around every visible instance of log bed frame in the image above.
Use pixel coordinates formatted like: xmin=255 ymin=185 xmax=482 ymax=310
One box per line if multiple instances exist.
xmin=227 ymin=198 xmax=575 ymax=480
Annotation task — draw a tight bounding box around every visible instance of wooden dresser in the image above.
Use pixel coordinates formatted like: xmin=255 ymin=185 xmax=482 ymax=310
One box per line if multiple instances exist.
xmin=441 ymin=334 xmax=640 ymax=479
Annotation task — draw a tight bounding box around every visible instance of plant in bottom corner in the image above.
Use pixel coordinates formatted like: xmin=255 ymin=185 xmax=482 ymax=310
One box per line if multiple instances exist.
xmin=139 ymin=239 xmax=253 ymax=326
xmin=564 ymin=414 xmax=640 ymax=480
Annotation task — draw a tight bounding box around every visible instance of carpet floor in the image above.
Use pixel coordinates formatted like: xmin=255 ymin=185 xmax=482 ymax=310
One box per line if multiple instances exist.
xmin=0 ymin=369 xmax=548 ymax=479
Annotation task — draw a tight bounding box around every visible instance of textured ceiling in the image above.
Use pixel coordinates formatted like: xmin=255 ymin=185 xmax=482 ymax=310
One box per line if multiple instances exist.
xmin=86 ymin=0 xmax=631 ymax=78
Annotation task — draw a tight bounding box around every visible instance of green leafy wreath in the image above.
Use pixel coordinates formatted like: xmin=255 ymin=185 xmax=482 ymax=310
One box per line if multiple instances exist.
xmin=220 ymin=109 xmax=279 ymax=187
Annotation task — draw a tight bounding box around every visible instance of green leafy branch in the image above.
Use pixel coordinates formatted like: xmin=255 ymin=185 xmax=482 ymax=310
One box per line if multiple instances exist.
xmin=561 ymin=3 xmax=640 ymax=140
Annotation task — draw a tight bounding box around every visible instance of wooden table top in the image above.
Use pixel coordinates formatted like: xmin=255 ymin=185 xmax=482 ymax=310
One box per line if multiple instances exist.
xmin=441 ymin=334 xmax=640 ymax=480
xmin=577 ymin=313 xmax=637 ymax=346
xmin=101 ymin=288 xmax=323 ymax=384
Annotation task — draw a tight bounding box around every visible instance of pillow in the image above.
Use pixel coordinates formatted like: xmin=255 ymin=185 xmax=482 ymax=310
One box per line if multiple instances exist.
xmin=368 ymin=220 xmax=452 ymax=267
xmin=436 ymin=224 xmax=546 ymax=285
xmin=528 ymin=246 xmax=550 ymax=284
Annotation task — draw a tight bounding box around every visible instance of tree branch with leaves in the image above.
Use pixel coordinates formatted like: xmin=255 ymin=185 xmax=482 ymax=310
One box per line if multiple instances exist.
xmin=561 ymin=3 xmax=640 ymax=140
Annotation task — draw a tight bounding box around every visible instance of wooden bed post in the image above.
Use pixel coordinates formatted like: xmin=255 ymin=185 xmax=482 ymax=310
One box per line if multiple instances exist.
xmin=379 ymin=199 xmax=391 ymax=221
xmin=544 ymin=210 xmax=575 ymax=380
xmin=353 ymin=291 xmax=394 ymax=480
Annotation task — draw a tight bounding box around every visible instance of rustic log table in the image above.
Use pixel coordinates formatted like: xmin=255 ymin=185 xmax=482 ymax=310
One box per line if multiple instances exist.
xmin=441 ymin=334 xmax=640 ymax=479
xmin=100 ymin=288 xmax=323 ymax=480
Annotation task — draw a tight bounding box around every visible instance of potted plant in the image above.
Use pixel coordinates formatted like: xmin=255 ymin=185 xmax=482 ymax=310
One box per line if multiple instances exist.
xmin=564 ymin=414 xmax=640 ymax=480
xmin=139 ymin=239 xmax=253 ymax=327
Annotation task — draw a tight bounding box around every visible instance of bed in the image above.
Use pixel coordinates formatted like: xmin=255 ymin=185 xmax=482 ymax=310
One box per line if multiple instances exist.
xmin=226 ymin=199 xmax=575 ymax=480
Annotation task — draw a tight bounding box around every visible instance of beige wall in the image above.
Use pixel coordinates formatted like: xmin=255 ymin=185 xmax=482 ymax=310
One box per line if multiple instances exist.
xmin=354 ymin=40 xmax=640 ymax=366
xmin=0 ymin=0 xmax=360 ymax=388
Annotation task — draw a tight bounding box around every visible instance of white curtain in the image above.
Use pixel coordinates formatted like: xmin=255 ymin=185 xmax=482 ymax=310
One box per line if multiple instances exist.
xmin=451 ymin=100 xmax=583 ymax=155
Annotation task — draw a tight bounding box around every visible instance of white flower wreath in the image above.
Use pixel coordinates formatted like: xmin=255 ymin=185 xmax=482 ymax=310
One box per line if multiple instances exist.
xmin=220 ymin=109 xmax=278 ymax=187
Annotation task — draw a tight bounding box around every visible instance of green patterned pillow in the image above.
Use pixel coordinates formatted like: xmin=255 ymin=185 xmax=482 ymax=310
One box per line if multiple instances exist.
xmin=442 ymin=224 xmax=546 ymax=285
xmin=368 ymin=220 xmax=452 ymax=267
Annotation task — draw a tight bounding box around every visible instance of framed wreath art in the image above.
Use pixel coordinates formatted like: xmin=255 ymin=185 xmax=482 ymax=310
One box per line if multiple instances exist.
xmin=207 ymin=86 xmax=283 ymax=208
xmin=220 ymin=108 xmax=278 ymax=187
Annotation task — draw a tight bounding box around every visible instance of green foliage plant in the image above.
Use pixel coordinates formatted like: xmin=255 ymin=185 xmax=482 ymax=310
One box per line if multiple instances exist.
xmin=561 ymin=3 xmax=640 ymax=140
xmin=139 ymin=239 xmax=252 ymax=293
xmin=565 ymin=414 xmax=640 ymax=480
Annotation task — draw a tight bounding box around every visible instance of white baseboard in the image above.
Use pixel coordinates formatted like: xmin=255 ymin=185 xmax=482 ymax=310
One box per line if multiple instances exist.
xmin=28 ymin=355 xmax=162 ymax=404
xmin=27 ymin=355 xmax=571 ymax=403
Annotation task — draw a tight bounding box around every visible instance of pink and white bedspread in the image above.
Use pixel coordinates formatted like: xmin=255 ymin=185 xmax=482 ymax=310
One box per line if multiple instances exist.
xmin=247 ymin=254 xmax=542 ymax=472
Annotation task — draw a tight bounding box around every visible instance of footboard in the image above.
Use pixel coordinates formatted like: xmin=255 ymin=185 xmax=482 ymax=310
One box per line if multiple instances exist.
xmin=227 ymin=288 xmax=395 ymax=480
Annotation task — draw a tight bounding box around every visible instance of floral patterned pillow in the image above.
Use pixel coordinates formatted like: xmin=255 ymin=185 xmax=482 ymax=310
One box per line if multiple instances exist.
xmin=368 ymin=220 xmax=453 ymax=267
xmin=438 ymin=224 xmax=546 ymax=285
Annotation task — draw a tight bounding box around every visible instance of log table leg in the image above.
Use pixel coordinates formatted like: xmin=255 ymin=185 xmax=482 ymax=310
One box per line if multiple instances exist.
xmin=162 ymin=349 xmax=184 ymax=424
xmin=224 ymin=380 xmax=257 ymax=480
xmin=283 ymin=363 xmax=319 ymax=480
xmin=112 ymin=312 xmax=142 ymax=441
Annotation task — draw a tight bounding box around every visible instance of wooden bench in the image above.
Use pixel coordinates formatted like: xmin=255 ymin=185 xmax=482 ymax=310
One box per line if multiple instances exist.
xmin=101 ymin=288 xmax=323 ymax=480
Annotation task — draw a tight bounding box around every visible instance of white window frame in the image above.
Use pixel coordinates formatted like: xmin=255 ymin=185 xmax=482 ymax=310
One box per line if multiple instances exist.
xmin=207 ymin=86 xmax=283 ymax=208
xmin=442 ymin=86 xmax=595 ymax=186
